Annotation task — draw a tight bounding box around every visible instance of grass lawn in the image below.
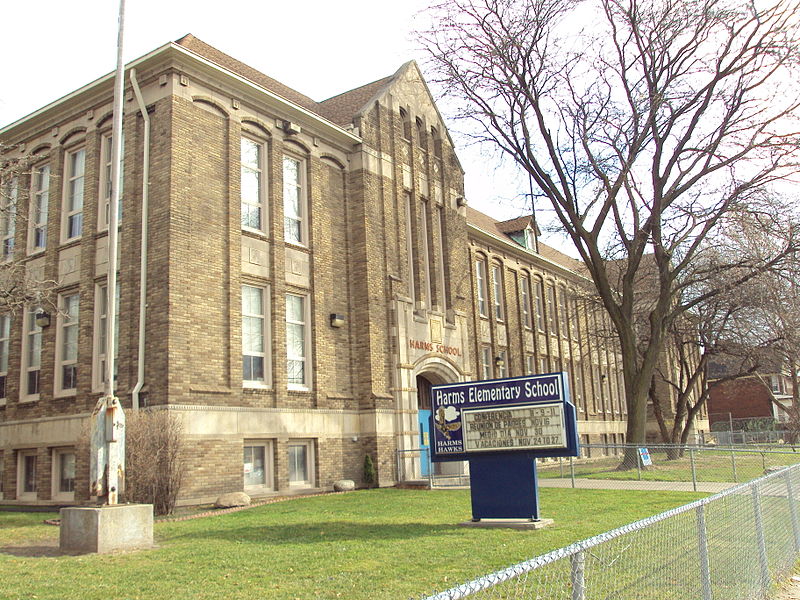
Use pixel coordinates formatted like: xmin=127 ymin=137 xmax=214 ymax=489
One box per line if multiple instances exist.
xmin=0 ymin=487 xmax=704 ymax=600
xmin=537 ymin=448 xmax=800 ymax=483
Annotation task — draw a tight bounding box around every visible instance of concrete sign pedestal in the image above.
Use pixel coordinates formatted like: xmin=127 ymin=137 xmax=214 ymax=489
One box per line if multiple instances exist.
xmin=59 ymin=504 xmax=153 ymax=554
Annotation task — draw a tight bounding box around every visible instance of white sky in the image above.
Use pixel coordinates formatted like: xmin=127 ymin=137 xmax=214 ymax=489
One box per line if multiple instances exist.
xmin=0 ymin=0 xmax=542 ymax=233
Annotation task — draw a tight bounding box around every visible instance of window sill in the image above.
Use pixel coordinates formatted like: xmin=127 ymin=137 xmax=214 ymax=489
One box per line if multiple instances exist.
xmin=288 ymin=386 xmax=312 ymax=393
xmin=54 ymin=390 xmax=77 ymax=399
xmin=19 ymin=395 xmax=39 ymax=404
xmin=284 ymin=241 xmax=309 ymax=252
xmin=0 ymin=398 xmax=6 ymax=407
xmin=27 ymin=249 xmax=46 ymax=258
xmin=58 ymin=237 xmax=82 ymax=249
xmin=243 ymin=382 xmax=272 ymax=391
xmin=241 ymin=228 xmax=269 ymax=240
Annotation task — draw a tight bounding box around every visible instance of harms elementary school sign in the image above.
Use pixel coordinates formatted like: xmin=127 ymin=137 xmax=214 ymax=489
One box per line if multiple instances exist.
xmin=430 ymin=373 xmax=579 ymax=460
xmin=430 ymin=373 xmax=580 ymax=521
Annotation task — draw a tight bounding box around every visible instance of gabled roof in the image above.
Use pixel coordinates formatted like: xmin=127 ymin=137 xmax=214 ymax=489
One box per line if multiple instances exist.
xmin=176 ymin=34 xmax=396 ymax=128
xmin=176 ymin=35 xmax=321 ymax=113
xmin=495 ymin=215 xmax=534 ymax=234
xmin=318 ymin=75 xmax=395 ymax=127
xmin=466 ymin=206 xmax=584 ymax=273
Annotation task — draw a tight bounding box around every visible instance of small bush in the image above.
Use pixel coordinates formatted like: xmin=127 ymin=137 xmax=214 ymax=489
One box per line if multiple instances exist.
xmin=364 ymin=454 xmax=377 ymax=487
xmin=123 ymin=409 xmax=186 ymax=515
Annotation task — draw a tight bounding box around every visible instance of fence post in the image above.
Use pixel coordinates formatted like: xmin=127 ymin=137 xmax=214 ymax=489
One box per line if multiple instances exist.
xmin=570 ymin=551 xmax=585 ymax=600
xmin=570 ymin=456 xmax=576 ymax=489
xmin=636 ymin=451 xmax=642 ymax=481
xmin=690 ymin=448 xmax=698 ymax=493
xmin=751 ymin=484 xmax=770 ymax=595
xmin=696 ymin=504 xmax=713 ymax=600
xmin=786 ymin=470 xmax=800 ymax=552
xmin=731 ymin=448 xmax=738 ymax=483
xmin=426 ymin=449 xmax=433 ymax=488
xmin=560 ymin=456 xmax=564 ymax=479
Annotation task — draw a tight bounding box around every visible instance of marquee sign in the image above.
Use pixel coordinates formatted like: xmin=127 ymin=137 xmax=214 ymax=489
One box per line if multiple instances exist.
xmin=431 ymin=373 xmax=580 ymax=461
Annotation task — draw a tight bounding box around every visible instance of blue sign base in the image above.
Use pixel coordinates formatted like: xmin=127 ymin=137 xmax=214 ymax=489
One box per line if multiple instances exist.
xmin=469 ymin=454 xmax=540 ymax=520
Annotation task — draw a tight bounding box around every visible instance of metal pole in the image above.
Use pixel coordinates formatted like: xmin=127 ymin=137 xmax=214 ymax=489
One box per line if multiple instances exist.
xmin=91 ymin=0 xmax=126 ymax=507
xmin=731 ymin=448 xmax=738 ymax=483
xmin=690 ymin=448 xmax=698 ymax=493
xmin=786 ymin=471 xmax=800 ymax=552
xmin=570 ymin=456 xmax=575 ymax=489
xmin=696 ymin=505 xmax=712 ymax=600
xmin=570 ymin=551 xmax=586 ymax=600
xmin=636 ymin=451 xmax=642 ymax=481
xmin=751 ymin=484 xmax=770 ymax=595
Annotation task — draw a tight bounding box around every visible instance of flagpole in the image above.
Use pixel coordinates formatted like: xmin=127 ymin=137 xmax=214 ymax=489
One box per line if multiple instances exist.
xmin=104 ymin=0 xmax=126 ymax=505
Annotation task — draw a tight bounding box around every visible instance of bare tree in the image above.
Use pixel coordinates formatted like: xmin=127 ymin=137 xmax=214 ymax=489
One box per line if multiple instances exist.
xmin=0 ymin=145 xmax=56 ymax=312
xmin=421 ymin=0 xmax=800 ymax=464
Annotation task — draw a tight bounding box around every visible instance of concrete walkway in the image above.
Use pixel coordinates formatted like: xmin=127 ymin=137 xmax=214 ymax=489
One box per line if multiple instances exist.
xmin=537 ymin=477 xmax=735 ymax=493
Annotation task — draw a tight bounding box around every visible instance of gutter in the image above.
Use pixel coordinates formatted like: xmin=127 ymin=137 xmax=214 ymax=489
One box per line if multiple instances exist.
xmin=129 ymin=68 xmax=149 ymax=411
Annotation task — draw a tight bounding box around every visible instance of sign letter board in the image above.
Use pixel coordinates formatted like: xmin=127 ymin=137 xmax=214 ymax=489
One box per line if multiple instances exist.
xmin=431 ymin=373 xmax=580 ymax=462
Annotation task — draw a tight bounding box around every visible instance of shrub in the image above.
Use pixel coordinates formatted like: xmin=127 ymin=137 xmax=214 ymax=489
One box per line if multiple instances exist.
xmin=123 ymin=409 xmax=186 ymax=515
xmin=363 ymin=454 xmax=377 ymax=487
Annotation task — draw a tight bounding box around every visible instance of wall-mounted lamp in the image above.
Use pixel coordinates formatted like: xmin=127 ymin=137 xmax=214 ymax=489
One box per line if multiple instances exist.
xmin=329 ymin=313 xmax=346 ymax=328
xmin=494 ymin=356 xmax=505 ymax=369
xmin=600 ymin=373 xmax=607 ymax=381
xmin=35 ymin=311 xmax=51 ymax=328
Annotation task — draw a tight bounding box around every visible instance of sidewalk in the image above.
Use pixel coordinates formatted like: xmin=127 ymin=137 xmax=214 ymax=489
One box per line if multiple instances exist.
xmin=777 ymin=575 xmax=800 ymax=600
xmin=537 ymin=477 xmax=735 ymax=493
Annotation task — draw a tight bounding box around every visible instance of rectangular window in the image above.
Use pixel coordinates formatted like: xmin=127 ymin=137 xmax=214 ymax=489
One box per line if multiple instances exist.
xmin=0 ymin=315 xmax=10 ymax=401
xmin=52 ymin=449 xmax=76 ymax=501
xmin=539 ymin=356 xmax=549 ymax=374
xmin=559 ymin=288 xmax=569 ymax=337
xmin=244 ymin=441 xmax=274 ymax=491
xmin=17 ymin=450 xmax=37 ymax=499
xmin=534 ymin=279 xmax=545 ymax=331
xmin=436 ymin=206 xmax=449 ymax=315
xmin=520 ymin=275 xmax=532 ymax=328
xmin=288 ymin=439 xmax=315 ymax=487
xmin=241 ymin=137 xmax=264 ymax=231
xmin=22 ymin=306 xmax=42 ymax=398
xmin=481 ymin=347 xmax=492 ymax=380
xmin=283 ymin=156 xmax=305 ymax=245
xmin=93 ymin=284 xmax=119 ymax=391
xmin=475 ymin=259 xmax=488 ymax=317
xmin=526 ymin=354 xmax=535 ymax=375
xmin=404 ymin=193 xmax=417 ymax=302
xmin=56 ymin=293 xmax=80 ymax=394
xmin=99 ymin=134 xmax=124 ymax=231
xmin=497 ymin=349 xmax=508 ymax=378
xmin=547 ymin=285 xmax=558 ymax=334
xmin=420 ymin=201 xmax=433 ymax=308
xmin=29 ymin=165 xmax=49 ymax=253
xmin=243 ymin=285 xmax=270 ymax=385
xmin=492 ymin=264 xmax=505 ymax=321
xmin=1 ymin=176 xmax=17 ymax=262
xmin=63 ymin=148 xmax=85 ymax=240
xmin=286 ymin=294 xmax=309 ymax=388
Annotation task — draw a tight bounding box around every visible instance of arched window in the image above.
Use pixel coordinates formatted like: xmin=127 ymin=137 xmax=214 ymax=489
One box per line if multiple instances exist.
xmin=431 ymin=126 xmax=442 ymax=158
xmin=399 ymin=108 xmax=412 ymax=140
xmin=416 ymin=118 xmax=427 ymax=148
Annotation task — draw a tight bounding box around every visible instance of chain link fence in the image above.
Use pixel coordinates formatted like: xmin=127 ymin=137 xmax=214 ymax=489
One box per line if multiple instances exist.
xmin=537 ymin=443 xmax=800 ymax=492
xmin=397 ymin=443 xmax=800 ymax=492
xmin=420 ymin=463 xmax=800 ymax=600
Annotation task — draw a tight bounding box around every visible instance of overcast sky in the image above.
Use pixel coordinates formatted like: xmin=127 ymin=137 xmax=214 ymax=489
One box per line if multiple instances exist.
xmin=0 ymin=0 xmax=541 ymax=231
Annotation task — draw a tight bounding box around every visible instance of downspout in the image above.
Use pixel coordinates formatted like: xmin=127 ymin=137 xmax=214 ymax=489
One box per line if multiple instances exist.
xmin=130 ymin=68 xmax=149 ymax=410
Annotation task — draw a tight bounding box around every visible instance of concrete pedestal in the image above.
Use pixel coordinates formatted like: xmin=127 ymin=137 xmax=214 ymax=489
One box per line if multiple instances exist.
xmin=60 ymin=504 xmax=153 ymax=554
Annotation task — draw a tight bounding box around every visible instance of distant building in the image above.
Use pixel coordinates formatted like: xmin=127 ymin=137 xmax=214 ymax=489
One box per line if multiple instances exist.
xmin=0 ymin=35 xmax=706 ymax=505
